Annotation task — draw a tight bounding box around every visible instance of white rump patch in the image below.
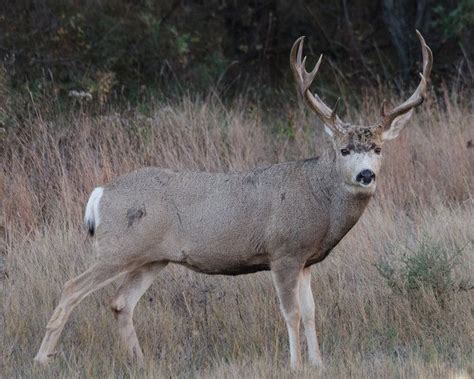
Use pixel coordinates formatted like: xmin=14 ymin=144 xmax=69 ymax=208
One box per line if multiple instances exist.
xmin=84 ymin=187 xmax=104 ymax=235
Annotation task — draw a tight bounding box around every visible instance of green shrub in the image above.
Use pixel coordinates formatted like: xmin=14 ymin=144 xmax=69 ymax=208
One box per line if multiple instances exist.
xmin=376 ymin=240 xmax=471 ymax=306
xmin=434 ymin=0 xmax=474 ymax=39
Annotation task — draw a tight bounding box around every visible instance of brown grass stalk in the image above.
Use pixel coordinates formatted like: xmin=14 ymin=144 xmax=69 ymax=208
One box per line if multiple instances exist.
xmin=1 ymin=92 xmax=473 ymax=378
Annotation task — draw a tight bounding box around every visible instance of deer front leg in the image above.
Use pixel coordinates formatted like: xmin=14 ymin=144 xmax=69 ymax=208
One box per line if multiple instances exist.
xmin=299 ymin=267 xmax=323 ymax=368
xmin=271 ymin=259 xmax=303 ymax=369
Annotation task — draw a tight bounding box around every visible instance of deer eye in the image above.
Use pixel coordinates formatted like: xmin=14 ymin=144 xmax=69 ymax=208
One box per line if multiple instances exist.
xmin=374 ymin=147 xmax=382 ymax=155
xmin=340 ymin=149 xmax=350 ymax=156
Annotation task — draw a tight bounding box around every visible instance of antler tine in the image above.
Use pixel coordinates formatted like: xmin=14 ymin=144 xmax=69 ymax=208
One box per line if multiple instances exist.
xmin=331 ymin=97 xmax=341 ymax=123
xmin=307 ymin=55 xmax=322 ymax=88
xmin=417 ymin=29 xmax=433 ymax=77
xmin=296 ymin=36 xmax=304 ymax=67
xmin=380 ymin=99 xmax=387 ymax=117
xmin=290 ymin=36 xmax=346 ymax=134
xmin=380 ymin=30 xmax=433 ymax=129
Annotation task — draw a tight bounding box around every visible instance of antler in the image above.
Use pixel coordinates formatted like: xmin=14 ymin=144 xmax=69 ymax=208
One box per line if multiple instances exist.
xmin=290 ymin=36 xmax=347 ymax=134
xmin=380 ymin=30 xmax=433 ymax=129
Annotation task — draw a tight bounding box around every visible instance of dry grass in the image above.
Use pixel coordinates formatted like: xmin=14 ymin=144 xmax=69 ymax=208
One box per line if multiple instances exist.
xmin=1 ymin=90 xmax=473 ymax=378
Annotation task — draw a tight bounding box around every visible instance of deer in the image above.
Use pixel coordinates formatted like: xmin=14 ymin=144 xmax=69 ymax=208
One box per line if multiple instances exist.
xmin=34 ymin=31 xmax=432 ymax=369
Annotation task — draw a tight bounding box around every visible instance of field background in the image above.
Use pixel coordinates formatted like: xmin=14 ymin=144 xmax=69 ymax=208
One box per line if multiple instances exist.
xmin=2 ymin=91 xmax=473 ymax=378
xmin=1 ymin=1 xmax=474 ymax=378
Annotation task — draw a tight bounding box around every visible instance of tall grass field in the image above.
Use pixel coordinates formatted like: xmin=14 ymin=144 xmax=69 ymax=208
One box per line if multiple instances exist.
xmin=1 ymin=89 xmax=473 ymax=378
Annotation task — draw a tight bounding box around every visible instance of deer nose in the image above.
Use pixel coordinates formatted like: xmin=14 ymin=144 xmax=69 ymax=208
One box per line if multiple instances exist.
xmin=356 ymin=169 xmax=375 ymax=185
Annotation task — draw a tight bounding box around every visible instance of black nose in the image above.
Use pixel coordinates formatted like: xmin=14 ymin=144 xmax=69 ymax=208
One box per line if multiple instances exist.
xmin=356 ymin=169 xmax=375 ymax=185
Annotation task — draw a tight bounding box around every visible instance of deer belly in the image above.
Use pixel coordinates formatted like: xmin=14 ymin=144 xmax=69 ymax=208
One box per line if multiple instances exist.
xmin=178 ymin=247 xmax=270 ymax=276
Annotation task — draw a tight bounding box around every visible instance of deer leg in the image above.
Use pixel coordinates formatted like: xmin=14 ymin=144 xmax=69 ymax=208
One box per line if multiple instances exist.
xmin=299 ymin=267 xmax=323 ymax=368
xmin=110 ymin=261 xmax=167 ymax=365
xmin=34 ymin=263 xmax=128 ymax=365
xmin=271 ymin=259 xmax=303 ymax=369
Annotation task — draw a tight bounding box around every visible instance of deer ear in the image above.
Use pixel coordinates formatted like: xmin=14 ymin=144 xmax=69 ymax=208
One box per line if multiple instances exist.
xmin=382 ymin=109 xmax=414 ymax=140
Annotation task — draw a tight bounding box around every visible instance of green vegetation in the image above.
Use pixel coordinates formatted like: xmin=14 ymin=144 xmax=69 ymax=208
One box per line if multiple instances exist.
xmin=376 ymin=240 xmax=472 ymax=306
xmin=1 ymin=1 xmax=473 ymax=104
xmin=434 ymin=0 xmax=474 ymax=39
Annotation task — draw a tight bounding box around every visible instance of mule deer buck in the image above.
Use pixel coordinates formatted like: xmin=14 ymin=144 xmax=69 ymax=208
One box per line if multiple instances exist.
xmin=34 ymin=31 xmax=432 ymax=368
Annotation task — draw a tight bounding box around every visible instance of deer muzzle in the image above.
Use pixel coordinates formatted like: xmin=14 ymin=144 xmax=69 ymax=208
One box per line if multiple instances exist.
xmin=356 ymin=169 xmax=375 ymax=185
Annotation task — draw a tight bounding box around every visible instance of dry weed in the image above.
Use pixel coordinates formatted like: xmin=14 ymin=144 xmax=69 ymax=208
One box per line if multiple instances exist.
xmin=1 ymin=92 xmax=473 ymax=378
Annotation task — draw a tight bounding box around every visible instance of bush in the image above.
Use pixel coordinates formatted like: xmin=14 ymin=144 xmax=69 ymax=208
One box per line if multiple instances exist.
xmin=376 ymin=240 xmax=472 ymax=306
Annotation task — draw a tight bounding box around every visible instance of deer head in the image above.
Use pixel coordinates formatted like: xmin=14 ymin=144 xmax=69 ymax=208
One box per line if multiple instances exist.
xmin=290 ymin=31 xmax=433 ymax=194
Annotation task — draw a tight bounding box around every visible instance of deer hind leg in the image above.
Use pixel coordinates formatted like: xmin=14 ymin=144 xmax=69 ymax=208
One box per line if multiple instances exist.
xmin=110 ymin=261 xmax=167 ymax=365
xmin=299 ymin=267 xmax=323 ymax=368
xmin=271 ymin=259 xmax=303 ymax=369
xmin=34 ymin=263 xmax=128 ymax=365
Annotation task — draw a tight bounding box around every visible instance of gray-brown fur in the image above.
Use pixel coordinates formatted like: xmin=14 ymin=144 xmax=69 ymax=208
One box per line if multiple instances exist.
xmin=34 ymin=31 xmax=432 ymax=369
xmin=34 ymin=150 xmax=375 ymax=368
xmin=343 ymin=126 xmax=383 ymax=153
xmin=94 ymin=155 xmax=369 ymax=276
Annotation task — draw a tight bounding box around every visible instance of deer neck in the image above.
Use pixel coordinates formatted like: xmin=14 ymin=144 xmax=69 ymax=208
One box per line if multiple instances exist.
xmin=303 ymin=152 xmax=372 ymax=254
